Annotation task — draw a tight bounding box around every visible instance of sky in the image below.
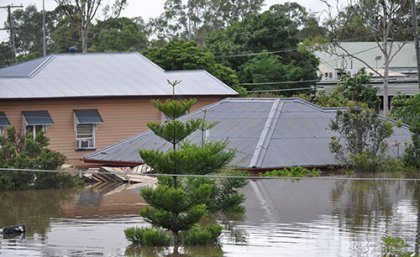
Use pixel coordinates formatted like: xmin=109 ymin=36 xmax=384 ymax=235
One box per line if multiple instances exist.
xmin=0 ymin=0 xmax=339 ymax=41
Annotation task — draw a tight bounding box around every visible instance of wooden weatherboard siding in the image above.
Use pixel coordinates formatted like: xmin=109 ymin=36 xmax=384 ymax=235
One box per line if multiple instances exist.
xmin=0 ymin=96 xmax=222 ymax=167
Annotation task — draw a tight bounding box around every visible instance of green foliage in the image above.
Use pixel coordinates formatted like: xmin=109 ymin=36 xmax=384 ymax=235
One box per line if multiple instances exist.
xmin=0 ymin=126 xmax=81 ymax=190
xmin=151 ymin=98 xmax=197 ymax=120
xmin=147 ymin=119 xmax=203 ymax=146
xmin=182 ymin=224 xmax=222 ymax=246
xmin=391 ymin=93 xmax=420 ymax=127
xmin=140 ymin=185 xmax=208 ymax=234
xmin=205 ymin=5 xmax=320 ymax=92
xmin=132 ymin=80 xmax=241 ymax=250
xmin=390 ymin=93 xmax=420 ymax=169
xmin=314 ymin=69 xmax=379 ymax=109
xmin=90 ymin=17 xmax=147 ymax=52
xmin=124 ymin=227 xmax=171 ymax=246
xmin=143 ymin=40 xmax=239 ymax=86
xmin=262 ymin=166 xmax=321 ymax=177
xmin=329 ymin=105 xmax=394 ymax=172
xmin=184 ymin=170 xmax=247 ymax=213
xmin=148 ymin=0 xmax=264 ymax=42
xmin=382 ymin=236 xmax=417 ymax=257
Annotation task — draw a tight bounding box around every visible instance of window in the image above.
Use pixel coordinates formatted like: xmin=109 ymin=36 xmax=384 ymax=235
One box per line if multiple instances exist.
xmin=76 ymin=124 xmax=95 ymax=149
xmin=22 ymin=111 xmax=53 ymax=139
xmin=0 ymin=112 xmax=10 ymax=136
xmin=74 ymin=109 xmax=103 ymax=150
xmin=26 ymin=125 xmax=46 ymax=139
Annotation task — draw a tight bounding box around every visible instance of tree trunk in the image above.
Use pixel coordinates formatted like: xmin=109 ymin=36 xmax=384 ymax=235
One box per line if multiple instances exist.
xmin=383 ymin=58 xmax=390 ymax=116
xmin=81 ymin=24 xmax=89 ymax=53
xmin=173 ymin=231 xmax=180 ymax=254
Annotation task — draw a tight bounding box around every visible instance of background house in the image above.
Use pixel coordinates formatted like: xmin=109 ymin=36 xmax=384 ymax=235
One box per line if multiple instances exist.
xmin=83 ymin=98 xmax=412 ymax=170
xmin=314 ymin=42 xmax=420 ymax=98
xmin=0 ymin=53 xmax=238 ymax=167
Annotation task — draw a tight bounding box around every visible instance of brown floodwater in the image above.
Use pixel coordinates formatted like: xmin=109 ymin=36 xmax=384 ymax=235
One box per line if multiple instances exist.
xmin=0 ymin=178 xmax=419 ymax=257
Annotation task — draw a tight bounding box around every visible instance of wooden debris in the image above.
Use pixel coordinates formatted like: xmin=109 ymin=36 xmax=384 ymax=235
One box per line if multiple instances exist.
xmin=83 ymin=166 xmax=157 ymax=185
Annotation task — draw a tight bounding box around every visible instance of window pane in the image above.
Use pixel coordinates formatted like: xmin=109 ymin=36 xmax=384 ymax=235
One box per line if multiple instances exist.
xmin=26 ymin=125 xmax=34 ymax=135
xmin=76 ymin=124 xmax=95 ymax=149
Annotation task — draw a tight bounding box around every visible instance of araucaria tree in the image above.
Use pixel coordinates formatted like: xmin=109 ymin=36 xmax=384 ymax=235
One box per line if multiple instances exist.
xmin=329 ymin=105 xmax=393 ymax=172
xmin=126 ymin=81 xmax=240 ymax=251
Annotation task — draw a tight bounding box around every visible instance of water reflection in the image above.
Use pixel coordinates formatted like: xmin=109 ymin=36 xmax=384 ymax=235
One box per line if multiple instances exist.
xmin=0 ymin=179 xmax=419 ymax=257
xmin=0 ymin=189 xmax=76 ymax=237
xmin=125 ymin=246 xmax=223 ymax=257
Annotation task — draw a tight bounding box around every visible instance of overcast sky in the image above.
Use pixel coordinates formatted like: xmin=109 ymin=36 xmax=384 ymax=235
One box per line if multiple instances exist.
xmin=0 ymin=0 xmax=339 ymax=41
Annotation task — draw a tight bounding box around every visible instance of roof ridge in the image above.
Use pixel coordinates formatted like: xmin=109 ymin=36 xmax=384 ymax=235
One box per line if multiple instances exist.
xmin=28 ymin=55 xmax=55 ymax=78
xmin=249 ymin=99 xmax=283 ymax=168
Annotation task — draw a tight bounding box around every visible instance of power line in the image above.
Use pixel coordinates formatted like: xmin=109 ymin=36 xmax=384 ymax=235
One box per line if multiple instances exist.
xmin=0 ymin=167 xmax=420 ymax=181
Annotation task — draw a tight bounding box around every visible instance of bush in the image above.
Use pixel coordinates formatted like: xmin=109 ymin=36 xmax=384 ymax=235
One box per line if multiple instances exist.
xmin=124 ymin=227 xmax=171 ymax=246
xmin=262 ymin=166 xmax=321 ymax=177
xmin=382 ymin=236 xmax=417 ymax=257
xmin=182 ymin=225 xmax=222 ymax=246
xmin=0 ymin=126 xmax=84 ymax=190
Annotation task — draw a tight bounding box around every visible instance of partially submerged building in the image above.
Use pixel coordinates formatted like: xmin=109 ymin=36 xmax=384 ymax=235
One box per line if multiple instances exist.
xmin=83 ymin=98 xmax=412 ymax=170
xmin=0 ymin=53 xmax=238 ymax=166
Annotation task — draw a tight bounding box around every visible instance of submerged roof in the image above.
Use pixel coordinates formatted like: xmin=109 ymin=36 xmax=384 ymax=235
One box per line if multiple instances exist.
xmin=83 ymin=98 xmax=412 ymax=169
xmin=0 ymin=53 xmax=237 ymax=99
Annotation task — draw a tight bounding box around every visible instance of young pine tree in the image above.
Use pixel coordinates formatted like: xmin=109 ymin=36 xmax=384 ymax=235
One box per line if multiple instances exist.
xmin=133 ymin=80 xmax=236 ymax=251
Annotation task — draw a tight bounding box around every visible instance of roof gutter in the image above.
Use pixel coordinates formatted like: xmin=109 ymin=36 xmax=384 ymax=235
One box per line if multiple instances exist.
xmin=82 ymin=158 xmax=144 ymax=167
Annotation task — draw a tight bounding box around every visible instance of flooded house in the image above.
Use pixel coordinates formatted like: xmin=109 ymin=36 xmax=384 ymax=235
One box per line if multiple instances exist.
xmin=0 ymin=53 xmax=238 ymax=167
xmin=83 ymin=98 xmax=412 ymax=170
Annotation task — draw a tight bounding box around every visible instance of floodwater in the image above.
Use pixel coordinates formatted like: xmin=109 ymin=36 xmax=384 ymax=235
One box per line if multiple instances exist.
xmin=0 ymin=178 xmax=419 ymax=257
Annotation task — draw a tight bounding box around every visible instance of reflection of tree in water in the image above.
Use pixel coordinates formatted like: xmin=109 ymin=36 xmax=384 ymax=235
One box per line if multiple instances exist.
xmin=124 ymin=212 xmax=244 ymax=257
xmin=331 ymin=180 xmax=397 ymax=231
xmin=216 ymin=212 xmax=247 ymax=243
xmin=406 ymin=180 xmax=420 ymax=256
xmin=0 ymin=189 xmax=77 ymax=238
xmin=125 ymin=245 xmax=223 ymax=257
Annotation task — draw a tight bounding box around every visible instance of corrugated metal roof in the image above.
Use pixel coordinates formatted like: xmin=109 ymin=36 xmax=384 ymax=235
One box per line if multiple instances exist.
xmin=83 ymin=98 xmax=412 ymax=169
xmin=0 ymin=56 xmax=52 ymax=78
xmin=0 ymin=53 xmax=238 ymax=99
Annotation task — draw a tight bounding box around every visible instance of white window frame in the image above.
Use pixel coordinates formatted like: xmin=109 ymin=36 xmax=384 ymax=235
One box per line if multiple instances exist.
xmin=24 ymin=125 xmax=47 ymax=139
xmin=75 ymin=124 xmax=96 ymax=150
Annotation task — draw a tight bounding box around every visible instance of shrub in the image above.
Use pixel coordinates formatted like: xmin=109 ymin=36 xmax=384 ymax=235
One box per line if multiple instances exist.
xmin=382 ymin=236 xmax=417 ymax=257
xmin=262 ymin=166 xmax=321 ymax=177
xmin=124 ymin=227 xmax=171 ymax=246
xmin=182 ymin=225 xmax=222 ymax=246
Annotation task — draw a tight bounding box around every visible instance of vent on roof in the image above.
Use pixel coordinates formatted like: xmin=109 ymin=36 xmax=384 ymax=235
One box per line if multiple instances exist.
xmin=68 ymin=47 xmax=77 ymax=53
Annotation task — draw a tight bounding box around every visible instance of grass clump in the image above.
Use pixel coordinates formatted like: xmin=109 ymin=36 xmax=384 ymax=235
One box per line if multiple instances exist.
xmin=124 ymin=227 xmax=171 ymax=246
xmin=261 ymin=166 xmax=321 ymax=177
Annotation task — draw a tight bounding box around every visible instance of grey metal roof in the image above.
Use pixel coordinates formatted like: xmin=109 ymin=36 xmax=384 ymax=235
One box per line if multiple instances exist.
xmin=0 ymin=56 xmax=52 ymax=78
xmin=74 ymin=109 xmax=103 ymax=124
xmin=0 ymin=53 xmax=238 ymax=99
xmin=0 ymin=111 xmax=10 ymax=126
xmin=22 ymin=111 xmax=53 ymax=125
xmin=83 ymin=98 xmax=412 ymax=169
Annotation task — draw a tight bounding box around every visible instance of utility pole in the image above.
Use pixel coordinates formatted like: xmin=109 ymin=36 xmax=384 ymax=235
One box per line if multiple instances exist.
xmin=42 ymin=0 xmax=47 ymax=56
xmin=0 ymin=4 xmax=24 ymax=64
xmin=411 ymin=0 xmax=420 ymax=90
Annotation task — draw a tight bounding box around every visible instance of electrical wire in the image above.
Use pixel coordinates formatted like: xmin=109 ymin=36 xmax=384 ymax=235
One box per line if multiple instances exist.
xmin=0 ymin=167 xmax=419 ymax=181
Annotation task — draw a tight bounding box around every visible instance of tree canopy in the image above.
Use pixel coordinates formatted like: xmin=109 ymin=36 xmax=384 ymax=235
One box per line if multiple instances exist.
xmin=143 ymin=40 xmax=238 ymax=86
